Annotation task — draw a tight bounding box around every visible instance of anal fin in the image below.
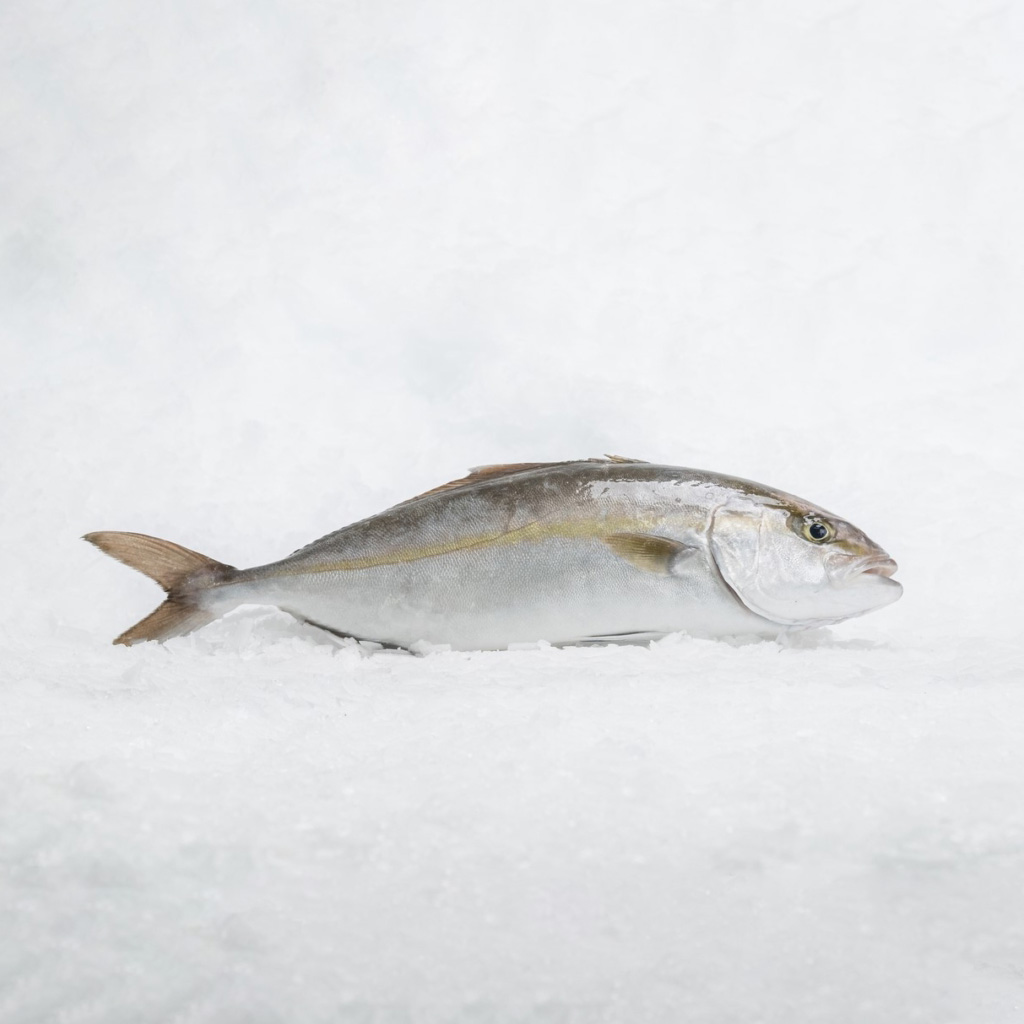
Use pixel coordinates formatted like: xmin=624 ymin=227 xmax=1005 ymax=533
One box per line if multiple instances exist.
xmin=568 ymin=631 xmax=667 ymax=647
xmin=299 ymin=616 xmax=410 ymax=651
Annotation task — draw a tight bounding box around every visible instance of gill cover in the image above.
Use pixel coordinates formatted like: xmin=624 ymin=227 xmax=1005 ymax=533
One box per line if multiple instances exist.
xmin=709 ymin=505 xmax=820 ymax=626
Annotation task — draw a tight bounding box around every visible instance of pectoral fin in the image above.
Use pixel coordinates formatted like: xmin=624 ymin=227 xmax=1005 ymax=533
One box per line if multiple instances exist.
xmin=603 ymin=533 xmax=697 ymax=575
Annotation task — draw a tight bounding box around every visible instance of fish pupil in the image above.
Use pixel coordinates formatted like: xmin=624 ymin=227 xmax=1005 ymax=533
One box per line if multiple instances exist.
xmin=809 ymin=523 xmax=828 ymax=540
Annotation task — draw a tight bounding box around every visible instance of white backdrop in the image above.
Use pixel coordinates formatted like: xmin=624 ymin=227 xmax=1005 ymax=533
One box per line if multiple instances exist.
xmin=3 ymin=1 xmax=1023 ymax=1021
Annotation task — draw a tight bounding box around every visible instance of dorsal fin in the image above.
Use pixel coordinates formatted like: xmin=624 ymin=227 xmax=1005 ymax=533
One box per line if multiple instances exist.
xmin=396 ymin=456 xmax=650 ymax=507
xmin=398 ymin=462 xmax=571 ymax=506
xmin=465 ymin=461 xmax=564 ymax=479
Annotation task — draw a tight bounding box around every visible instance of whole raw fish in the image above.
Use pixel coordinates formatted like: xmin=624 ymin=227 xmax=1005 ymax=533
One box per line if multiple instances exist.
xmin=84 ymin=457 xmax=902 ymax=650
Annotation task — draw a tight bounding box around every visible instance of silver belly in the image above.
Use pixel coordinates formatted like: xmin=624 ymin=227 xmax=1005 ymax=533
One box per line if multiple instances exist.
xmin=228 ymin=537 xmax=775 ymax=650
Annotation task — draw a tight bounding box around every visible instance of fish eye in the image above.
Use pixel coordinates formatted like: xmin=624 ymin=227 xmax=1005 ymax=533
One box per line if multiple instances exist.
xmin=801 ymin=519 xmax=835 ymax=543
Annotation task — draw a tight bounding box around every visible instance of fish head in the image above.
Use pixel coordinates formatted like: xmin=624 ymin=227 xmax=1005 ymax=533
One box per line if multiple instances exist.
xmin=709 ymin=496 xmax=903 ymax=627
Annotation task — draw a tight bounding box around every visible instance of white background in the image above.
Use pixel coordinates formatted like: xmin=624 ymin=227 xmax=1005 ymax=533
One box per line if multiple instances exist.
xmin=2 ymin=1 xmax=1023 ymax=1021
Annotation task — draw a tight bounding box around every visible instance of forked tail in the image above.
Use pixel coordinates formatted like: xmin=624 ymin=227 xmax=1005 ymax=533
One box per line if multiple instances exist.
xmin=83 ymin=531 xmax=238 ymax=645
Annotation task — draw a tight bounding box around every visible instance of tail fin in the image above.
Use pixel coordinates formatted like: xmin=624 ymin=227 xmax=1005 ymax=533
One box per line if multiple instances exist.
xmin=83 ymin=531 xmax=237 ymax=645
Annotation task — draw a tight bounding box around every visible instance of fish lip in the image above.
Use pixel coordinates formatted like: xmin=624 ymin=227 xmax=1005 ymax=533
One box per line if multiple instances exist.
xmin=850 ymin=556 xmax=899 ymax=579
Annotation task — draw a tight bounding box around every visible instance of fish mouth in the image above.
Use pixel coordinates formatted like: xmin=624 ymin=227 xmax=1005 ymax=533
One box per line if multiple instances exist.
xmin=852 ymin=556 xmax=899 ymax=579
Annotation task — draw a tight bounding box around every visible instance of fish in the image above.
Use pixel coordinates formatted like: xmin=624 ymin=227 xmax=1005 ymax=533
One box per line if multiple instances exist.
xmin=83 ymin=457 xmax=902 ymax=650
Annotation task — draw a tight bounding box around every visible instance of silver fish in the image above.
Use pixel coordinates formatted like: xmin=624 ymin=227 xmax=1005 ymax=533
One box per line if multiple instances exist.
xmin=84 ymin=457 xmax=902 ymax=650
